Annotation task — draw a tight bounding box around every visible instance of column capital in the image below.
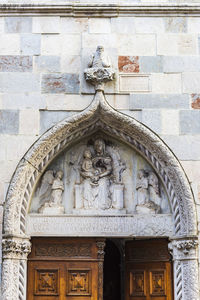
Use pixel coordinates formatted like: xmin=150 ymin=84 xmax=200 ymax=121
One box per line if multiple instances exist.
xmin=169 ymin=236 xmax=198 ymax=260
xmin=2 ymin=235 xmax=31 ymax=260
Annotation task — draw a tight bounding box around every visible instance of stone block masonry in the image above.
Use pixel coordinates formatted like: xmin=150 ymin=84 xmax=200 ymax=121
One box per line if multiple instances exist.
xmin=0 ymin=6 xmax=200 ymax=300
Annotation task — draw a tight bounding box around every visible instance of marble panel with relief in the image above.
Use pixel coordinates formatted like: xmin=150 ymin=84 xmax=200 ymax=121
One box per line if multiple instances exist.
xmin=30 ymin=134 xmax=171 ymax=216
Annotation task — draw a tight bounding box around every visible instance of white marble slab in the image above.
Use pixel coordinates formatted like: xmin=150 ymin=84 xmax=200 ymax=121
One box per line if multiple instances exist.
xmin=27 ymin=214 xmax=173 ymax=237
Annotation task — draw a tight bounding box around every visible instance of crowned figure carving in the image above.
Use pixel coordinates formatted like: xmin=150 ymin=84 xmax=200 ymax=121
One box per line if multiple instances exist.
xmin=84 ymin=45 xmax=115 ymax=91
xmin=74 ymin=138 xmax=126 ymax=214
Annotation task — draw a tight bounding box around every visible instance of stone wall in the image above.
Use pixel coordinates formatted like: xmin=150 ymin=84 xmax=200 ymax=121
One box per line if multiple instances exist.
xmin=0 ymin=5 xmax=200 ymax=295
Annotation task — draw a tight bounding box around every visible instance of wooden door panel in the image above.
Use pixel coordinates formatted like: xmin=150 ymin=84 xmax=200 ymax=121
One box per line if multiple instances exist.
xmin=125 ymin=240 xmax=173 ymax=300
xmin=27 ymin=238 xmax=103 ymax=300
xmin=66 ymin=262 xmax=98 ymax=300
xmin=28 ymin=261 xmax=65 ymax=300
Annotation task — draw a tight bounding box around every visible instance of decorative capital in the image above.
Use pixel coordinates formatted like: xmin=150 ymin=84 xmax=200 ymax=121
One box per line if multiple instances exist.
xmin=84 ymin=45 xmax=115 ymax=91
xmin=96 ymin=240 xmax=106 ymax=259
xmin=169 ymin=237 xmax=198 ymax=260
xmin=2 ymin=235 xmax=31 ymax=260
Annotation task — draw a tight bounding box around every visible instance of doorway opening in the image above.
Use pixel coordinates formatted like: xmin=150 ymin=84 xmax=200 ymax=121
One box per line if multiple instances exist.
xmin=103 ymin=239 xmax=123 ymax=300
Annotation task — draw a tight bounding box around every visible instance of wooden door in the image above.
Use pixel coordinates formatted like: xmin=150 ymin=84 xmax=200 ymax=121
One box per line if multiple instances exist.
xmin=27 ymin=238 xmax=105 ymax=300
xmin=125 ymin=239 xmax=173 ymax=300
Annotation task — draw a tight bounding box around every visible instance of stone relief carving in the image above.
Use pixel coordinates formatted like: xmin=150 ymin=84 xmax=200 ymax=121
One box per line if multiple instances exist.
xmin=136 ymin=169 xmax=161 ymax=214
xmin=2 ymin=236 xmax=31 ymax=260
xmin=169 ymin=237 xmax=198 ymax=259
xmin=35 ymin=243 xmax=92 ymax=257
xmin=84 ymin=45 xmax=115 ymax=91
xmin=38 ymin=170 xmax=65 ymax=214
xmin=74 ymin=138 xmax=126 ymax=212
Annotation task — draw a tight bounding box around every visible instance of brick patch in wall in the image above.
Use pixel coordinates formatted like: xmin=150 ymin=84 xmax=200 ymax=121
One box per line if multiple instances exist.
xmin=42 ymin=73 xmax=80 ymax=94
xmin=118 ymin=56 xmax=139 ymax=73
xmin=191 ymin=94 xmax=200 ymax=109
xmin=0 ymin=56 xmax=32 ymax=72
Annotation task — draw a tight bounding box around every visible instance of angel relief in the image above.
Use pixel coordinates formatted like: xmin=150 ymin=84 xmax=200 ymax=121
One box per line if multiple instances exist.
xmin=38 ymin=170 xmax=65 ymax=214
xmin=73 ymin=138 xmax=126 ymax=213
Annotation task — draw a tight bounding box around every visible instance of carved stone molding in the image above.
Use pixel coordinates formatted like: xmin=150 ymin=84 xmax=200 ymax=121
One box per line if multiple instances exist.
xmin=169 ymin=237 xmax=198 ymax=260
xmin=3 ymin=90 xmax=197 ymax=238
xmin=2 ymin=59 xmax=198 ymax=300
xmin=0 ymin=3 xmax=200 ymax=17
xmin=2 ymin=236 xmax=31 ymax=260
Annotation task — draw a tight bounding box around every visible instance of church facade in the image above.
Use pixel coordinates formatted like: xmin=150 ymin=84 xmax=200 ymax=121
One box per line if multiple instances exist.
xmin=0 ymin=1 xmax=200 ymax=299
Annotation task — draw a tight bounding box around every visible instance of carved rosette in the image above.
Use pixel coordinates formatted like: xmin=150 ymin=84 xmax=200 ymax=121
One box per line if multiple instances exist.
xmin=2 ymin=236 xmax=31 ymax=260
xmin=84 ymin=67 xmax=115 ymax=91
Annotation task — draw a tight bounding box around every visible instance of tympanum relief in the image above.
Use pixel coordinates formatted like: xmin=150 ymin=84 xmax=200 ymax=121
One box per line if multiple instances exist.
xmin=30 ymin=135 xmax=170 ymax=216
xmin=136 ymin=169 xmax=161 ymax=214
xmin=37 ymin=170 xmax=65 ymax=215
xmin=75 ymin=138 xmax=126 ymax=213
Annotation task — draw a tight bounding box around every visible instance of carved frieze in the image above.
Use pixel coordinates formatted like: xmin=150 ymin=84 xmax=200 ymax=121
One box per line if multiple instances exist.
xmin=35 ymin=243 xmax=92 ymax=258
xmin=27 ymin=214 xmax=173 ymax=237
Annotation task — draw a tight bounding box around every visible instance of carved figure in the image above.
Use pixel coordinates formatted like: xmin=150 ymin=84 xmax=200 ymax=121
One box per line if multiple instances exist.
xmin=50 ymin=170 xmax=64 ymax=205
xmin=136 ymin=169 xmax=149 ymax=205
xmin=84 ymin=45 xmax=115 ymax=91
xmin=38 ymin=170 xmax=65 ymax=214
xmin=92 ymin=138 xmax=113 ymax=209
xmin=74 ymin=138 xmax=125 ymax=212
xmin=80 ymin=149 xmax=99 ymax=185
xmin=38 ymin=170 xmax=54 ymax=204
xmin=136 ymin=169 xmax=161 ymax=214
xmin=148 ymin=172 xmax=161 ymax=210
xmin=88 ymin=46 xmax=111 ymax=68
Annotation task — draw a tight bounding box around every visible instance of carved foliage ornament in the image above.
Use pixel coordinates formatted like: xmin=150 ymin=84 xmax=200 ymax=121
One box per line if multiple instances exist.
xmin=169 ymin=238 xmax=198 ymax=260
xmin=2 ymin=237 xmax=31 ymax=259
xmin=84 ymin=46 xmax=115 ymax=91
xmin=175 ymin=239 xmax=198 ymax=255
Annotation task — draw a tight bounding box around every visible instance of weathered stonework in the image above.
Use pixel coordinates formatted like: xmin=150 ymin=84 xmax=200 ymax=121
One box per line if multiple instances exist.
xmin=0 ymin=5 xmax=200 ymax=300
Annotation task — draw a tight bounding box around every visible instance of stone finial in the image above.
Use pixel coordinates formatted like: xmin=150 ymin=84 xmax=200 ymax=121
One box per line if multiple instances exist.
xmin=84 ymin=46 xmax=115 ymax=91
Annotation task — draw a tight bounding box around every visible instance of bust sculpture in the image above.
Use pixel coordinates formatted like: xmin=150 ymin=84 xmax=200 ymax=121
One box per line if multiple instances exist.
xmin=84 ymin=45 xmax=115 ymax=91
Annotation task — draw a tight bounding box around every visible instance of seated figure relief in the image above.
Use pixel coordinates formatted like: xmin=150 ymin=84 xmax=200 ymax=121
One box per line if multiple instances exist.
xmin=38 ymin=170 xmax=65 ymax=214
xmin=74 ymin=138 xmax=126 ymax=212
xmin=136 ymin=169 xmax=161 ymax=214
xmin=30 ymin=137 xmax=170 ymax=216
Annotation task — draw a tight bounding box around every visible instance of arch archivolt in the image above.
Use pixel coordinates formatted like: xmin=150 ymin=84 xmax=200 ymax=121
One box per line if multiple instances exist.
xmin=2 ymin=91 xmax=199 ymax=300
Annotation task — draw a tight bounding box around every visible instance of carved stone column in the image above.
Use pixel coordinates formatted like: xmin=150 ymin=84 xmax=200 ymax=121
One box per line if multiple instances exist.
xmin=1 ymin=235 xmax=31 ymax=300
xmin=96 ymin=240 xmax=106 ymax=300
xmin=169 ymin=237 xmax=199 ymax=300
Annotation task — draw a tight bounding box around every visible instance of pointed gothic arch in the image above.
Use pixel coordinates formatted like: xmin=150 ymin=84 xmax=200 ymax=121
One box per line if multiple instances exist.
xmin=2 ymin=91 xmax=199 ymax=300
